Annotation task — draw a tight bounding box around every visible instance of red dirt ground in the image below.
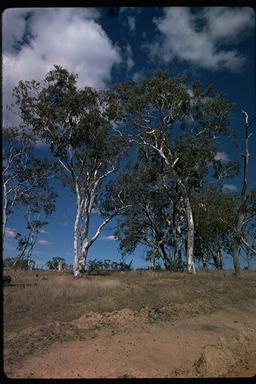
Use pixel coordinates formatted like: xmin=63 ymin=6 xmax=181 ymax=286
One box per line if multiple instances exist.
xmin=5 ymin=305 xmax=256 ymax=378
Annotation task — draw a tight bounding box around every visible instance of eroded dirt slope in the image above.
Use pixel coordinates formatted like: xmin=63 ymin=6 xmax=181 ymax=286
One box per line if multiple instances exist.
xmin=5 ymin=303 xmax=256 ymax=378
xmin=4 ymin=270 xmax=256 ymax=378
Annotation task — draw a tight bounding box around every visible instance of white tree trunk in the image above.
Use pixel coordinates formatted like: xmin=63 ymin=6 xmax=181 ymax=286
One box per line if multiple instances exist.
xmin=79 ymin=240 xmax=89 ymax=271
xmin=176 ymin=179 xmax=195 ymax=273
xmin=186 ymin=202 xmax=196 ymax=273
xmin=73 ymin=184 xmax=82 ymax=277
xmin=156 ymin=147 xmax=196 ymax=274
xmin=72 ymin=169 xmax=124 ymax=276
xmin=232 ymin=110 xmax=251 ymax=276
xmin=58 ymin=260 xmax=63 ymax=272
xmin=2 ymin=181 xmax=7 ymax=243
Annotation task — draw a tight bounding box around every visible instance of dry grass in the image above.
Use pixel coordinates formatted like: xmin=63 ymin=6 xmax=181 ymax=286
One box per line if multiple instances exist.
xmin=4 ymin=271 xmax=123 ymax=331
xmin=4 ymin=269 xmax=256 ymax=334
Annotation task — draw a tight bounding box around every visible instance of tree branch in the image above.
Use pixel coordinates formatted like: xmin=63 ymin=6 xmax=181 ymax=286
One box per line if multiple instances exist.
xmin=241 ymin=236 xmax=256 ymax=255
xmin=58 ymin=158 xmax=72 ymax=174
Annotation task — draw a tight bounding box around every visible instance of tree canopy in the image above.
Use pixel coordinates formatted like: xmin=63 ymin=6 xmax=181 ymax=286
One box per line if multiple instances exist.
xmin=4 ymin=66 xmax=255 ymax=275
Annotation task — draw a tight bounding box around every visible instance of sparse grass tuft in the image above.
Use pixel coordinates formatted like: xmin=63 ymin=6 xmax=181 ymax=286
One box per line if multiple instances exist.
xmin=4 ymin=269 xmax=256 ymax=334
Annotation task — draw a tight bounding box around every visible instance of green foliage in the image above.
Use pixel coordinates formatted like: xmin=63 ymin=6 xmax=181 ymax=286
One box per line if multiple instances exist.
xmin=10 ymin=66 xmax=254 ymax=274
xmin=3 ymin=257 xmax=35 ymax=270
xmin=113 ymin=162 xmax=172 ymax=264
xmin=87 ymin=258 xmax=133 ymax=273
xmin=12 ymin=65 xmax=127 ymax=191
xmin=46 ymin=257 xmax=67 ymax=270
xmin=192 ymin=186 xmax=238 ymax=267
xmin=3 ymin=126 xmax=57 ymax=270
xmin=108 ymin=70 xmax=239 ymax=271
xmin=3 ymin=126 xmax=56 ymax=218
xmin=3 ymin=257 xmax=16 ymax=268
xmin=12 ymin=66 xmax=128 ymax=272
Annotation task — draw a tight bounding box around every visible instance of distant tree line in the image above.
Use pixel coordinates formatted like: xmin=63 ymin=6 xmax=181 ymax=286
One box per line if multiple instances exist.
xmin=3 ymin=66 xmax=256 ymax=276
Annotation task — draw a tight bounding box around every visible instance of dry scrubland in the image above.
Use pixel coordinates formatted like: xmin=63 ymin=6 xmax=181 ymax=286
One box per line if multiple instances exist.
xmin=3 ymin=269 xmax=256 ymax=378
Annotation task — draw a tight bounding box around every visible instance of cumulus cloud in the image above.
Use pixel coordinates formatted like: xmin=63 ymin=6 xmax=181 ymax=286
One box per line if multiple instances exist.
xmin=39 ymin=229 xmax=49 ymax=234
xmin=223 ymin=184 xmax=238 ymax=192
xmin=127 ymin=16 xmax=136 ymax=32
xmin=2 ymin=8 xmax=122 ymax=122
xmin=125 ymin=43 xmax=135 ymax=71
xmin=132 ymin=68 xmax=147 ymax=82
xmin=2 ymin=8 xmax=28 ymax=54
xmin=215 ymin=151 xmax=230 ymax=162
xmin=5 ymin=227 xmax=16 ymax=238
xmin=120 ymin=7 xmax=142 ymax=34
xmin=37 ymin=239 xmax=51 ymax=245
xmin=101 ymin=235 xmax=117 ymax=241
xmin=147 ymin=7 xmax=254 ymax=71
xmin=204 ymin=7 xmax=254 ymax=41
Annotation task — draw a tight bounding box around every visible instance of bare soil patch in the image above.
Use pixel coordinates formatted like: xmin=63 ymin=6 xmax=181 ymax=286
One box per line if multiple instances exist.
xmin=4 ymin=270 xmax=256 ymax=378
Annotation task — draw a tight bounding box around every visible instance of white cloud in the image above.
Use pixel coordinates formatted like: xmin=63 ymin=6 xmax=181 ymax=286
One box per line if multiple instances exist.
xmin=101 ymin=235 xmax=117 ymax=241
xmin=223 ymin=184 xmax=238 ymax=192
xmin=5 ymin=227 xmax=16 ymax=238
xmin=2 ymin=8 xmax=28 ymax=54
xmin=125 ymin=43 xmax=135 ymax=71
xmin=39 ymin=229 xmax=49 ymax=234
xmin=215 ymin=151 xmax=230 ymax=162
xmin=148 ymin=7 xmax=254 ymax=71
xmin=204 ymin=7 xmax=254 ymax=42
xmin=132 ymin=69 xmax=146 ymax=82
xmin=37 ymin=239 xmax=51 ymax=245
xmin=120 ymin=7 xmax=142 ymax=35
xmin=2 ymin=8 xmax=122 ymax=122
xmin=127 ymin=16 xmax=136 ymax=32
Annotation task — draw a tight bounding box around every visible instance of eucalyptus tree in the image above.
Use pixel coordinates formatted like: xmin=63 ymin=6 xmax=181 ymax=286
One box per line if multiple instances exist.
xmin=46 ymin=257 xmax=67 ymax=271
xmin=232 ymin=111 xmax=256 ymax=275
xmin=13 ymin=66 xmax=128 ymax=276
xmin=107 ymin=71 xmax=235 ymax=273
xmin=2 ymin=126 xmax=56 ymax=247
xmin=113 ymin=161 xmax=173 ymax=270
xmin=241 ymin=188 xmax=256 ymax=264
xmin=15 ymin=192 xmax=55 ymax=269
xmin=4 ymin=256 xmax=35 ymax=270
xmin=192 ymin=186 xmax=237 ymax=270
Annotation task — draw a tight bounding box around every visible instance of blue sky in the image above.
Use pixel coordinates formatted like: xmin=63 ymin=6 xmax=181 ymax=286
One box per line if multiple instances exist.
xmin=2 ymin=7 xmax=256 ymax=269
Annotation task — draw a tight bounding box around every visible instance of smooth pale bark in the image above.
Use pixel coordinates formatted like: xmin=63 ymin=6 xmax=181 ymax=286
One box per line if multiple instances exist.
xmin=58 ymin=260 xmax=63 ymax=272
xmin=171 ymin=195 xmax=179 ymax=266
xmin=232 ymin=111 xmax=250 ymax=276
xmin=177 ymin=179 xmax=196 ymax=274
xmin=202 ymin=255 xmax=209 ymax=271
xmin=155 ymin=146 xmax=196 ymax=274
xmin=73 ymin=182 xmax=82 ymax=277
xmin=241 ymin=237 xmax=256 ymax=255
xmin=27 ymin=229 xmax=35 ymax=270
xmin=186 ymin=198 xmax=196 ymax=274
xmin=28 ymin=259 xmax=34 ymax=270
xmin=73 ymin=189 xmax=126 ymax=276
xmin=213 ymin=247 xmax=223 ymax=270
xmin=3 ymin=182 xmax=7 ymax=243
xmin=72 ymin=167 xmax=120 ymax=277
xmin=172 ymin=225 xmax=183 ymax=268
xmin=150 ymin=256 xmax=156 ymax=270
xmin=115 ymin=126 xmax=197 ymax=273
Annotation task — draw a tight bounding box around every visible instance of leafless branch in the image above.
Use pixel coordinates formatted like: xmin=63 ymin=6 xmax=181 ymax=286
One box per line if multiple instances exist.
xmin=241 ymin=236 xmax=256 ymax=255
